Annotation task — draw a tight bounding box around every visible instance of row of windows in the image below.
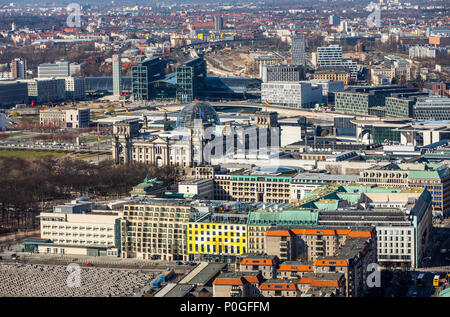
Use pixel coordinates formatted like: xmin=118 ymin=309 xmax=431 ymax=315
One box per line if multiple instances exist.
xmin=42 ymin=232 xmax=113 ymax=238
xmin=42 ymin=225 xmax=112 ymax=231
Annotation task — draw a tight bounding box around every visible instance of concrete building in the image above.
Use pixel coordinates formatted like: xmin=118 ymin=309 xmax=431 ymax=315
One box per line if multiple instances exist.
xmin=11 ymin=58 xmax=27 ymax=79
xmin=371 ymin=68 xmax=395 ymax=85
xmin=64 ymin=77 xmax=86 ymax=100
xmin=258 ymin=226 xmax=377 ymax=297
xmin=0 ymin=80 xmax=28 ymax=107
xmin=212 ymin=272 xmax=264 ymax=297
xmin=214 ymin=16 xmax=224 ymax=31
xmin=359 ymin=163 xmax=450 ymax=217
xmin=38 ymin=60 xmax=70 ymax=78
xmin=261 ymin=64 xmax=304 ymax=83
xmin=112 ymin=54 xmax=122 ymax=97
xmin=239 ymin=255 xmax=280 ymax=279
xmin=27 ymin=78 xmax=66 ymax=104
xmin=329 ymin=15 xmax=341 ymax=26
xmin=295 ymin=184 xmax=433 ymax=268
xmin=214 ymin=170 xmax=293 ymax=203
xmin=247 ymin=209 xmax=319 ymax=254
xmin=261 ymin=81 xmax=322 ymax=109
xmin=38 ymin=210 xmax=121 ymax=257
xmin=120 ymin=197 xmax=194 ymax=261
xmin=290 ymin=173 xmax=358 ymax=201
xmin=39 ymin=108 xmax=90 ymax=128
xmin=178 ymin=179 xmax=214 ymax=200
xmin=314 ymin=67 xmax=351 ymax=85
xmin=65 ymin=108 xmax=90 ymax=128
xmin=187 ymin=212 xmax=248 ymax=261
xmin=413 ymin=97 xmax=450 ymax=121
xmin=291 ymin=35 xmax=306 ymax=66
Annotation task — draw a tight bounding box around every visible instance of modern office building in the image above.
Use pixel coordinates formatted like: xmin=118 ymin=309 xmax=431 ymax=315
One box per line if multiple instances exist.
xmin=359 ymin=163 xmax=450 ymax=217
xmin=38 ymin=206 xmax=121 ymax=257
xmin=413 ymin=97 xmax=450 ymax=121
xmin=11 ymin=58 xmax=27 ymax=79
xmin=38 ymin=60 xmax=70 ymax=78
xmin=335 ymin=86 xmax=419 ymax=116
xmin=120 ymin=197 xmax=193 ymax=261
xmin=187 ymin=212 xmax=248 ymax=261
xmin=132 ymin=57 xmax=166 ymax=100
xmin=178 ymin=179 xmax=214 ymax=200
xmin=385 ymin=96 xmax=416 ymax=118
xmin=329 ymin=15 xmax=341 ymax=26
xmin=261 ymin=81 xmax=322 ymax=109
xmin=295 ymin=184 xmax=433 ymax=268
xmin=316 ymin=45 xmax=358 ymax=79
xmin=317 ymin=45 xmax=343 ymax=67
xmin=291 ymin=35 xmax=306 ymax=66
xmin=261 ymin=64 xmax=304 ymax=83
xmin=0 ymin=80 xmax=28 ymax=107
xmin=214 ymin=170 xmax=294 ymax=203
xmin=176 ymin=56 xmax=207 ymax=103
xmin=64 ymin=77 xmax=86 ymax=100
xmin=112 ymin=54 xmax=122 ymax=97
xmin=214 ymin=16 xmax=224 ymax=31
xmin=26 ymin=78 xmax=66 ymax=104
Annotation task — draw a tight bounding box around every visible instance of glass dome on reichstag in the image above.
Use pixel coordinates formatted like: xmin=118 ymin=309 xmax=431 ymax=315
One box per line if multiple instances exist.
xmin=176 ymin=101 xmax=221 ymax=128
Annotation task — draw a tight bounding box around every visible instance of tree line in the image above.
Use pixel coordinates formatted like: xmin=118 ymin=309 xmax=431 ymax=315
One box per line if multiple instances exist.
xmin=0 ymin=156 xmax=179 ymax=234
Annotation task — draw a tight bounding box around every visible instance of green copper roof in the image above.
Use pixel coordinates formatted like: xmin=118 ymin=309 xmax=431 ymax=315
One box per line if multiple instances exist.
xmin=408 ymin=168 xmax=450 ymax=180
xmin=247 ymin=209 xmax=318 ymax=226
xmin=439 ymin=287 xmax=450 ymax=297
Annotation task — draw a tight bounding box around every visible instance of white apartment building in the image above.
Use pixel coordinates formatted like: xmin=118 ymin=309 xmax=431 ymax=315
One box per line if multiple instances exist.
xmin=261 ymin=81 xmax=323 ymax=109
xmin=38 ymin=211 xmax=121 ymax=257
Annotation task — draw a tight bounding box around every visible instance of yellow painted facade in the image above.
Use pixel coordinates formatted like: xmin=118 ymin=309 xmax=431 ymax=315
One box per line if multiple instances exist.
xmin=187 ymin=222 xmax=247 ymax=256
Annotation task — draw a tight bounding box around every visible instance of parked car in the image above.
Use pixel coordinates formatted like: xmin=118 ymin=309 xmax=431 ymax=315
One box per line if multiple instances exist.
xmin=85 ymin=262 xmax=94 ymax=266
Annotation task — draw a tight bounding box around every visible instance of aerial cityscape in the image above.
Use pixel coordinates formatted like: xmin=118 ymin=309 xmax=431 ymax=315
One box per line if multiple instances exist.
xmin=0 ymin=0 xmax=449 ymax=302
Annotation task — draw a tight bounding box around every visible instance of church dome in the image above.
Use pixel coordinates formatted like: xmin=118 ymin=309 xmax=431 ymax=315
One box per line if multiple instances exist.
xmin=176 ymin=101 xmax=220 ymax=128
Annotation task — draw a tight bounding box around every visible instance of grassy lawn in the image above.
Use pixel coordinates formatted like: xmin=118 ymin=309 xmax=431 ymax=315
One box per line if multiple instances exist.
xmin=0 ymin=149 xmax=68 ymax=159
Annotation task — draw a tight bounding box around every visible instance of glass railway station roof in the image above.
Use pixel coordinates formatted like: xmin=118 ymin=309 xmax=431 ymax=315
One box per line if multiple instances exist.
xmin=85 ymin=77 xmax=132 ymax=92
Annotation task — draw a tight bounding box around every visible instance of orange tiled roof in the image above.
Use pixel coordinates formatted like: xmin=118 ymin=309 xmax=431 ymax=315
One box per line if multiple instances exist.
xmin=260 ymin=283 xmax=297 ymax=291
xmin=313 ymin=259 xmax=349 ymax=266
xmin=265 ymin=230 xmax=293 ymax=237
xmin=277 ymin=264 xmax=313 ymax=272
xmin=212 ymin=278 xmax=244 ymax=286
xmin=240 ymin=258 xmax=276 ymax=265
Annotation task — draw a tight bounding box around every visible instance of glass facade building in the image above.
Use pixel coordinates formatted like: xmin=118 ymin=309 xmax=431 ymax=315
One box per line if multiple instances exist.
xmin=176 ymin=56 xmax=207 ymax=103
xmin=132 ymin=57 xmax=165 ymax=100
